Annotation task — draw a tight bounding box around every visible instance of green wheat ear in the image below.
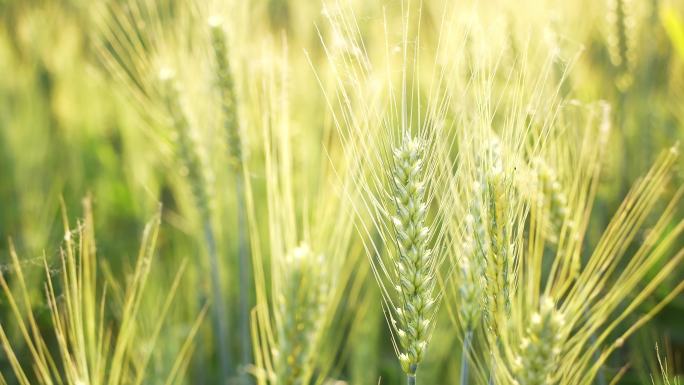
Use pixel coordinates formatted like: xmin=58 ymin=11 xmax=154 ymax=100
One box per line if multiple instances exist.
xmin=532 ymin=157 xmax=571 ymax=244
xmin=208 ymin=16 xmax=242 ymax=169
xmin=391 ymin=134 xmax=436 ymax=380
xmin=158 ymin=69 xmax=210 ymax=217
xmin=477 ymin=136 xmax=516 ymax=328
xmin=275 ymin=243 xmax=328 ymax=385
xmin=158 ymin=68 xmax=233 ymax=379
xmin=512 ymin=296 xmax=565 ymax=385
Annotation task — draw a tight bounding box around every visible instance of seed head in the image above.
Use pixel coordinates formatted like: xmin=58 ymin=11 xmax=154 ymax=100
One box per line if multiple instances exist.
xmin=513 ymin=296 xmax=565 ymax=385
xmin=275 ymin=242 xmax=328 ymax=385
xmin=390 ymin=134 xmax=436 ymax=375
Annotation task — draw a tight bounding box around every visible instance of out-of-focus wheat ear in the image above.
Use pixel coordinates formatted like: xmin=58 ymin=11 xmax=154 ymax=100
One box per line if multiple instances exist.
xmin=607 ymin=0 xmax=636 ymax=90
xmin=158 ymin=68 xmax=211 ymax=221
xmin=531 ymin=157 xmax=570 ymax=245
xmin=209 ymin=16 xmax=243 ymax=170
xmin=478 ymin=136 xmax=517 ymax=329
xmin=456 ymin=214 xmax=485 ymax=385
xmin=511 ymin=296 xmax=565 ymax=385
xmin=273 ymin=243 xmax=328 ymax=385
xmin=452 ymin=208 xmax=486 ymax=385
xmin=208 ymin=17 xmax=253 ymax=382
xmin=158 ymin=68 xmax=232 ymax=381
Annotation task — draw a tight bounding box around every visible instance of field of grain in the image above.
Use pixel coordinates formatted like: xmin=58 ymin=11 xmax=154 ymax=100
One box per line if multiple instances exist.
xmin=1 ymin=0 xmax=683 ymax=384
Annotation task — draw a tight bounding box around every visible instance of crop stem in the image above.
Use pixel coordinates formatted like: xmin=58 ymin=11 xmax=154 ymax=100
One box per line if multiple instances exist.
xmin=460 ymin=330 xmax=473 ymax=385
xmin=204 ymin=218 xmax=232 ymax=383
xmin=236 ymin=173 xmax=252 ymax=384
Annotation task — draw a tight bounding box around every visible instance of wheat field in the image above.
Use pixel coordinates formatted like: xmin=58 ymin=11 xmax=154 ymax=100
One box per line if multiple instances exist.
xmin=0 ymin=0 xmax=683 ymax=384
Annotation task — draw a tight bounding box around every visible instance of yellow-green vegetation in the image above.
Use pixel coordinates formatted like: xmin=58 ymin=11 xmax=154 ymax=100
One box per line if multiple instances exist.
xmin=1 ymin=0 xmax=683 ymax=385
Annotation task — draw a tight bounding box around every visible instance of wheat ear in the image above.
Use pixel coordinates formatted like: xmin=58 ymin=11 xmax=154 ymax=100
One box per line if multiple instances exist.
xmin=512 ymin=297 xmax=565 ymax=385
xmin=159 ymin=69 xmax=232 ymax=379
xmin=390 ymin=134 xmax=437 ymax=385
xmin=209 ymin=17 xmax=252 ymax=381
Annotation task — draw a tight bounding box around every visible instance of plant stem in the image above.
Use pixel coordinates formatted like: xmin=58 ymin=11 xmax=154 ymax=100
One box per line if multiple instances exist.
xmin=487 ymin=349 xmax=495 ymax=385
xmin=236 ymin=172 xmax=252 ymax=384
xmin=407 ymin=363 xmax=417 ymax=385
xmin=460 ymin=330 xmax=473 ymax=385
xmin=204 ymin=218 xmax=232 ymax=383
